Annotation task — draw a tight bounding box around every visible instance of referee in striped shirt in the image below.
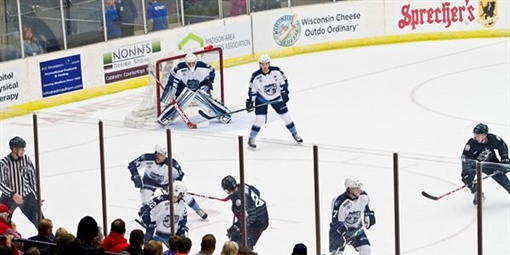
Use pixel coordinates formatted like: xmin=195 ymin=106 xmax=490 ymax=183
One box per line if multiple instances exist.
xmin=0 ymin=136 xmax=44 ymax=228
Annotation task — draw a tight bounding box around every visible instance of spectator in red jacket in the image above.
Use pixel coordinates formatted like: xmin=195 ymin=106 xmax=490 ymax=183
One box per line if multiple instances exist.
xmin=0 ymin=204 xmax=22 ymax=255
xmin=101 ymin=218 xmax=129 ymax=253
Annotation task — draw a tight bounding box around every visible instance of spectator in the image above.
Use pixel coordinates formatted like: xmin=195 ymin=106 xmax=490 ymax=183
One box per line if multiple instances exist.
xmin=193 ymin=234 xmax=215 ymax=255
xmin=22 ymin=26 xmax=44 ymax=56
xmin=0 ymin=136 xmax=45 ymax=229
xmin=0 ymin=204 xmax=22 ymax=255
xmin=291 ymin=243 xmax=306 ymax=255
xmin=147 ymin=0 xmax=168 ymax=31
xmin=25 ymin=219 xmax=56 ymax=255
xmin=123 ymin=229 xmax=144 ymax=255
xmin=220 ymin=241 xmax=238 ymax=255
xmin=24 ymin=247 xmax=41 ymax=255
xmin=105 ymin=0 xmax=122 ymax=39
xmin=116 ymin=0 xmax=138 ymax=37
xmin=62 ymin=216 xmax=102 ymax=255
xmin=143 ymin=240 xmax=163 ymax=255
xmin=230 ymin=0 xmax=247 ymax=16
xmin=237 ymin=246 xmax=255 ymax=255
xmin=54 ymin=232 xmax=75 ymax=255
xmin=251 ymin=0 xmax=280 ymax=12
xmin=0 ymin=235 xmax=13 ymax=255
xmin=55 ymin=227 xmax=69 ymax=238
xmin=163 ymin=236 xmax=180 ymax=255
xmin=101 ymin=218 xmax=129 ymax=253
xmin=175 ymin=237 xmax=192 ymax=255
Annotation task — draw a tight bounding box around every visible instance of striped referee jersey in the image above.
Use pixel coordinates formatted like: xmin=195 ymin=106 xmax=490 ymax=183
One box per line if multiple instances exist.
xmin=0 ymin=154 xmax=37 ymax=197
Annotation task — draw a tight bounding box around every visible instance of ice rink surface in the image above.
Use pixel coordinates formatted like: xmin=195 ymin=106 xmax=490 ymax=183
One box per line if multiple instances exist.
xmin=1 ymin=38 xmax=509 ymax=255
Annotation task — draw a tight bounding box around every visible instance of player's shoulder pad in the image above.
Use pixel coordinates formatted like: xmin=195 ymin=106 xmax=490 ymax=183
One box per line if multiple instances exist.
xmin=269 ymin=66 xmax=282 ymax=72
xmin=333 ymin=192 xmax=350 ymax=207
xmin=175 ymin=62 xmax=188 ymax=70
xmin=195 ymin=61 xmax=210 ymax=68
xmin=143 ymin=153 xmax=156 ymax=161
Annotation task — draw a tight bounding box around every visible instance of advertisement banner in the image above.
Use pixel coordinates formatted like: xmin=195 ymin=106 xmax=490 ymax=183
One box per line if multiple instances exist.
xmin=40 ymin=55 xmax=83 ymax=98
xmin=0 ymin=67 xmax=21 ymax=107
xmin=103 ymin=40 xmax=161 ymax=84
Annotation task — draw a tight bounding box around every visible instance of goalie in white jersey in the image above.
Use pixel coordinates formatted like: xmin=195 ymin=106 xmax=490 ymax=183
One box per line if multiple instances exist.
xmin=245 ymin=55 xmax=303 ymax=149
xmin=138 ymin=181 xmax=189 ymax=248
xmin=329 ymin=176 xmax=376 ymax=255
xmin=128 ymin=144 xmax=208 ymax=220
xmin=158 ymin=52 xmax=231 ymax=125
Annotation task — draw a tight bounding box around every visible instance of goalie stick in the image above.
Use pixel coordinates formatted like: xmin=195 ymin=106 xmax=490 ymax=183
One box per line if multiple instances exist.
xmin=198 ymin=99 xmax=282 ymax=120
xmin=421 ymin=171 xmax=500 ymax=200
xmin=188 ymin=192 xmax=230 ymax=202
xmin=148 ymin=70 xmax=209 ymax=129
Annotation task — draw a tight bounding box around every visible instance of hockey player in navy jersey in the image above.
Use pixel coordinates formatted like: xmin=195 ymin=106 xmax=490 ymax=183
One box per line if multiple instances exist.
xmin=138 ymin=181 xmax=189 ymax=248
xmin=329 ymin=176 xmax=375 ymax=255
xmin=158 ymin=52 xmax=231 ymax=125
xmin=461 ymin=123 xmax=510 ymax=205
xmin=221 ymin=175 xmax=268 ymax=250
xmin=128 ymin=144 xmax=208 ymax=219
xmin=245 ymin=55 xmax=302 ymax=149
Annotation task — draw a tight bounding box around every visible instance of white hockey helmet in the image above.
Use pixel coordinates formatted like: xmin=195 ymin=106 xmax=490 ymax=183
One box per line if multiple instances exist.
xmin=155 ymin=144 xmax=167 ymax=155
xmin=345 ymin=176 xmax=363 ymax=189
xmin=185 ymin=52 xmax=198 ymax=69
xmin=259 ymin=54 xmax=271 ymax=64
xmin=173 ymin=181 xmax=187 ymax=198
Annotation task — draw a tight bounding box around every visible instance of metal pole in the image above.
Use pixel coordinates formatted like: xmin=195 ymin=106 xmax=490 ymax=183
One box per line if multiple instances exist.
xmin=99 ymin=120 xmax=108 ymax=235
xmin=313 ymin=145 xmax=321 ymax=255
xmin=32 ymin=113 xmax=42 ymax=222
xmin=393 ymin=153 xmax=400 ymax=255
xmin=167 ymin=128 xmax=175 ymax=235
xmin=476 ymin=162 xmax=482 ymax=255
xmin=238 ymin=136 xmax=246 ymax=248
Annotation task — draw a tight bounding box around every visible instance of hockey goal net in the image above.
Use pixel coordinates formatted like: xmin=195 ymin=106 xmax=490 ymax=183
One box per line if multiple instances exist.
xmin=124 ymin=46 xmax=224 ymax=128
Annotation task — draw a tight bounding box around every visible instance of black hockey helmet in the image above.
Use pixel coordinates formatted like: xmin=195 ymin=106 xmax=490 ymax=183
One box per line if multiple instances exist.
xmin=9 ymin=136 xmax=26 ymax=149
xmin=221 ymin=175 xmax=237 ymax=192
xmin=473 ymin=123 xmax=488 ymax=134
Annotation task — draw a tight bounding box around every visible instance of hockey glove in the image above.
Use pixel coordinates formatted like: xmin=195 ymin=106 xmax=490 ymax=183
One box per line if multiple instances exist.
xmin=176 ymin=225 xmax=189 ymax=237
xmin=364 ymin=210 xmax=376 ymax=229
xmin=245 ymin=99 xmax=254 ymax=112
xmin=281 ymin=91 xmax=289 ymax=103
xmin=461 ymin=171 xmax=476 ymax=193
xmin=331 ymin=221 xmax=348 ymax=236
xmin=131 ymin=174 xmax=142 ymax=188
xmin=226 ymin=224 xmax=241 ymax=242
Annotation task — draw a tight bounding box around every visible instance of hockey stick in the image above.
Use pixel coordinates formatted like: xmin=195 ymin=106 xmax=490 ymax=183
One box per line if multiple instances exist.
xmin=421 ymin=171 xmax=500 ymax=200
xmin=198 ymin=99 xmax=282 ymax=120
xmin=335 ymin=225 xmax=366 ymax=253
xmin=188 ymin=192 xmax=230 ymax=202
xmin=148 ymin=70 xmax=209 ymax=129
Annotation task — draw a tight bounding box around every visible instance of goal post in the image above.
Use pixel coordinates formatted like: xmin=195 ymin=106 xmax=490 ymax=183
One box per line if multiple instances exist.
xmin=124 ymin=46 xmax=224 ymax=128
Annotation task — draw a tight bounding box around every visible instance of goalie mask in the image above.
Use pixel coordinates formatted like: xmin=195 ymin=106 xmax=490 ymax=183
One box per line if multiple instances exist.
xmin=185 ymin=53 xmax=198 ymax=70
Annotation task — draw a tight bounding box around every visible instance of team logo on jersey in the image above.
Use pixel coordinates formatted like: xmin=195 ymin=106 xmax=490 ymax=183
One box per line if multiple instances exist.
xmin=464 ymin=144 xmax=470 ymax=151
xmin=163 ymin=215 xmax=171 ymax=228
xmin=273 ymin=14 xmax=301 ymax=47
xmin=478 ymin=0 xmax=498 ymax=28
xmin=235 ymin=199 xmax=241 ymax=207
xmin=263 ymin=84 xmax=277 ymax=96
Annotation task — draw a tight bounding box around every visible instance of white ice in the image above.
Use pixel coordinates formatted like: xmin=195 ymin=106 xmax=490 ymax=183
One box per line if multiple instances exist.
xmin=1 ymin=38 xmax=509 ymax=255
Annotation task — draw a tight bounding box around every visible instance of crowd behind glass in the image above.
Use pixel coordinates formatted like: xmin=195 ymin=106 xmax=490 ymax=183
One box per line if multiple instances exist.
xmin=0 ymin=0 xmax=339 ymax=62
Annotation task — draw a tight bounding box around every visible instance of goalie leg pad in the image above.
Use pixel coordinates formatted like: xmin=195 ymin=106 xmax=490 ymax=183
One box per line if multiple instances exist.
xmin=194 ymin=90 xmax=231 ymax=123
xmin=157 ymin=88 xmax=195 ymax=125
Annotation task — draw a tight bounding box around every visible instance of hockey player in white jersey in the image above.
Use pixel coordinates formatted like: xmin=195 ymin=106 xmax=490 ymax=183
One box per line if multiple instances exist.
xmin=158 ymin=52 xmax=231 ymax=125
xmin=128 ymin=144 xmax=208 ymax=219
xmin=245 ymin=55 xmax=303 ymax=149
xmin=138 ymin=181 xmax=189 ymax=248
xmin=329 ymin=176 xmax=375 ymax=255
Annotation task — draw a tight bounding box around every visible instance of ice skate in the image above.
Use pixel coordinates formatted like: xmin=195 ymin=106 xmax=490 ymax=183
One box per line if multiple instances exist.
xmin=472 ymin=191 xmax=485 ymax=205
xmin=248 ymin=137 xmax=257 ymax=149
xmin=293 ymin=133 xmax=303 ymax=143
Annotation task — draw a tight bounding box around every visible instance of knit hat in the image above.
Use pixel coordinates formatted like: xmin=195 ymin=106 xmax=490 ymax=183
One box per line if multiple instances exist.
xmin=292 ymin=243 xmax=307 ymax=255
xmin=0 ymin=204 xmax=11 ymax=214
